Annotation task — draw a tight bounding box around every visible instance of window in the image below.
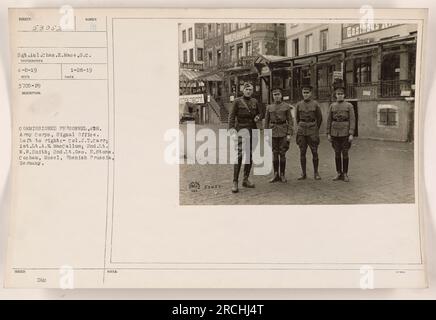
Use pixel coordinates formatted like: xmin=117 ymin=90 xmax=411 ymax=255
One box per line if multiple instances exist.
xmin=229 ymin=45 xmax=235 ymax=61
xmin=196 ymin=26 xmax=204 ymax=39
xmin=354 ymin=57 xmax=372 ymax=83
xmin=320 ymin=29 xmax=328 ymax=51
xmin=279 ymin=39 xmax=286 ymax=56
xmin=230 ymin=23 xmax=238 ymax=31
xmin=188 ymin=28 xmax=193 ymax=41
xmin=208 ymin=24 xmax=212 ymax=36
xmin=378 ymin=105 xmax=398 ymax=126
xmin=217 ymin=49 xmax=222 ymax=65
xmin=183 ymin=50 xmax=187 ymax=63
xmin=189 ymin=48 xmax=194 ymax=62
xmin=182 ymin=30 xmax=186 ymax=43
xmin=302 ymin=68 xmax=311 ymax=84
xmin=197 ymin=48 xmax=203 ymax=61
xmin=208 ymin=51 xmax=213 ymax=67
xmin=245 ymin=41 xmax=252 ymax=56
xmin=305 ymin=34 xmax=313 ymax=54
xmin=292 ymin=39 xmax=299 ymax=57
xmin=216 ymin=23 xmax=221 ymax=35
xmin=236 ymin=43 xmax=243 ymax=60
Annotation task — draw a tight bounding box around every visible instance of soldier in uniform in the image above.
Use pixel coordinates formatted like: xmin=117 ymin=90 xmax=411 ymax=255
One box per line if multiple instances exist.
xmin=228 ymin=82 xmax=261 ymax=193
xmin=264 ymin=88 xmax=294 ymax=183
xmin=326 ymin=83 xmax=355 ymax=182
xmin=295 ymin=85 xmax=323 ymax=180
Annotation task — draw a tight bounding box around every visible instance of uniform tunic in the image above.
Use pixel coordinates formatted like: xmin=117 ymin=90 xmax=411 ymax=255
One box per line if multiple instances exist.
xmin=264 ymin=102 xmax=294 ymax=137
xmin=265 ymin=101 xmax=294 ymax=156
xmin=228 ymin=96 xmax=260 ymax=131
xmin=295 ymin=99 xmax=322 ymax=149
xmin=326 ymin=101 xmax=355 ymax=137
xmin=326 ymin=101 xmax=356 ymax=153
xmin=295 ymin=99 xmax=322 ymax=137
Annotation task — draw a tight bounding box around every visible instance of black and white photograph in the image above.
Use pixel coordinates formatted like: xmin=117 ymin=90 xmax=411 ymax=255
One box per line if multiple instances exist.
xmin=179 ymin=22 xmax=418 ymax=205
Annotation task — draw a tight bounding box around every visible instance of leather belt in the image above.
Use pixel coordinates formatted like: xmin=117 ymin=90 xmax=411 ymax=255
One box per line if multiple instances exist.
xmin=271 ymin=120 xmax=286 ymax=124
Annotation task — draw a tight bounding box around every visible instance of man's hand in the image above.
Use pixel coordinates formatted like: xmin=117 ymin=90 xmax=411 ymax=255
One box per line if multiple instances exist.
xmin=327 ymin=134 xmax=332 ymax=142
xmin=348 ymin=134 xmax=354 ymax=142
xmin=286 ymin=135 xmax=291 ymax=141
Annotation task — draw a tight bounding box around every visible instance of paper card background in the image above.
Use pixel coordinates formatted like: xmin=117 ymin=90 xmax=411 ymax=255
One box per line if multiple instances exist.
xmin=0 ymin=0 xmax=435 ymax=298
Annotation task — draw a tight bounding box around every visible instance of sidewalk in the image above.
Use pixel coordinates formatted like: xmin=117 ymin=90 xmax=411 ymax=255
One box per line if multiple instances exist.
xmin=179 ymin=124 xmax=415 ymax=205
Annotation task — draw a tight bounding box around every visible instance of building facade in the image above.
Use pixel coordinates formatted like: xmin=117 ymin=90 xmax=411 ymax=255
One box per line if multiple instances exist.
xmin=178 ymin=23 xmax=205 ymax=69
xmin=179 ymin=23 xmax=418 ymax=141
xmin=262 ymin=22 xmax=419 ymax=141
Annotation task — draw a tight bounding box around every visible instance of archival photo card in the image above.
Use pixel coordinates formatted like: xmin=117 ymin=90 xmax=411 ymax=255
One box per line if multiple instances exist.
xmin=5 ymin=8 xmax=428 ymax=288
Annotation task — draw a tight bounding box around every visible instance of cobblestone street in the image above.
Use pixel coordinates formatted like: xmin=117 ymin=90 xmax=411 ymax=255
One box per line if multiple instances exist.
xmin=179 ymin=124 xmax=415 ymax=205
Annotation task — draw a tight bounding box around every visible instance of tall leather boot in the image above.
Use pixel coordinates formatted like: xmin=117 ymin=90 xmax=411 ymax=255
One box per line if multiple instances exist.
xmin=279 ymin=155 xmax=287 ymax=183
xmin=333 ymin=156 xmax=343 ymax=181
xmin=313 ymin=158 xmax=321 ymax=180
xmin=242 ymin=163 xmax=255 ymax=188
xmin=233 ymin=162 xmax=241 ymax=184
xmin=343 ymin=157 xmax=349 ymax=182
xmin=269 ymin=158 xmax=280 ymax=183
xmin=298 ymin=157 xmax=307 ymax=180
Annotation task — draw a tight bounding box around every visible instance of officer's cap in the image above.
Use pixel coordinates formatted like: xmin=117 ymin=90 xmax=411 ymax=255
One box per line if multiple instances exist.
xmin=301 ymin=85 xmax=313 ymax=91
xmin=243 ymin=82 xmax=254 ymax=90
xmin=271 ymin=87 xmax=283 ymax=94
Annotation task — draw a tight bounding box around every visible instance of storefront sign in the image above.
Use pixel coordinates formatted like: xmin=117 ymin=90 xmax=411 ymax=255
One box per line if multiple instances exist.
xmin=224 ymin=28 xmax=250 ymax=43
xmin=343 ymin=23 xmax=397 ymax=39
xmin=333 ymin=71 xmax=343 ymax=81
xmin=401 ymin=90 xmax=411 ymax=97
xmin=179 ymin=94 xmax=205 ymax=104
xmin=261 ymin=66 xmax=270 ymax=75
xmin=362 ymin=90 xmax=372 ymax=96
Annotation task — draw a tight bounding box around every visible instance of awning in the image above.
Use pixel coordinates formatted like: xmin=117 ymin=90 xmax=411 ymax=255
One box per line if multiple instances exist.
xmin=179 ymin=69 xmax=203 ymax=81
xmin=196 ymin=73 xmax=222 ymax=82
xmin=255 ymin=54 xmax=289 ymax=64
xmin=293 ymin=56 xmax=317 ymax=65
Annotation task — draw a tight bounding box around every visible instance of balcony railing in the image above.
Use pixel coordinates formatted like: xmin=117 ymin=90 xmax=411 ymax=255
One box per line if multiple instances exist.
xmin=381 ymin=80 xmax=412 ymax=98
xmin=346 ymin=80 xmax=412 ymax=100
xmin=180 ymin=61 xmax=204 ymax=70
xmin=288 ymin=80 xmax=413 ymax=103
xmin=346 ymin=82 xmax=378 ymax=100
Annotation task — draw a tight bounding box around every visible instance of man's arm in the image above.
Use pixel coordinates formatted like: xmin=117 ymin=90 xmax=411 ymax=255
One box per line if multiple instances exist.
xmin=348 ymin=103 xmax=356 ymax=135
xmin=315 ymin=102 xmax=323 ymax=129
xmin=287 ymin=105 xmax=294 ymax=136
xmin=295 ymin=103 xmax=300 ymax=124
xmin=228 ymin=100 xmax=237 ymax=130
xmin=264 ymin=106 xmax=270 ymax=129
xmin=326 ymin=104 xmax=333 ymax=135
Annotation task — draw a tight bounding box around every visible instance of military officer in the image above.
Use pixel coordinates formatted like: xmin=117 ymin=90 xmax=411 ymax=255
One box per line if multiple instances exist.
xmin=264 ymin=88 xmax=294 ymax=183
xmin=228 ymin=82 xmax=261 ymax=193
xmin=295 ymin=85 xmax=323 ymax=180
xmin=326 ymin=83 xmax=355 ymax=182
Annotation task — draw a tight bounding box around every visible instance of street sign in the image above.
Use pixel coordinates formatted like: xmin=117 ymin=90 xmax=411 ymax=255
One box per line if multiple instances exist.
xmin=333 ymin=71 xmax=343 ymax=81
xmin=179 ymin=94 xmax=205 ymax=104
